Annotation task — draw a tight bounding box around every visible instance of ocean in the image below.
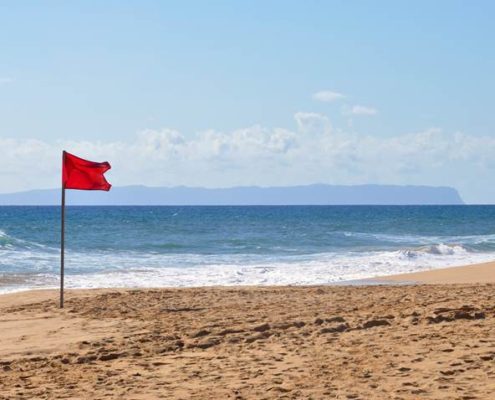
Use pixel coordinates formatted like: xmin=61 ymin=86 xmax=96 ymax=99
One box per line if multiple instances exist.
xmin=1 ymin=205 xmax=495 ymax=293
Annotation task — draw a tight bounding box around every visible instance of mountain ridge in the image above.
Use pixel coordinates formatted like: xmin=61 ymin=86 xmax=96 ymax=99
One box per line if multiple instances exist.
xmin=0 ymin=184 xmax=464 ymax=205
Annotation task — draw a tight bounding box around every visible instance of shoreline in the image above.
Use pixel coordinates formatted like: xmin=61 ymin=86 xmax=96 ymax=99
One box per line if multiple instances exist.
xmin=2 ymin=259 xmax=495 ymax=299
xmin=373 ymin=260 xmax=495 ymax=284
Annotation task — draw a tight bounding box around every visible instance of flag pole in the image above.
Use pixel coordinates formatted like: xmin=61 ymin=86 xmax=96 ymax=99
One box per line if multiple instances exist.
xmin=59 ymin=151 xmax=111 ymax=308
xmin=60 ymin=179 xmax=66 ymax=309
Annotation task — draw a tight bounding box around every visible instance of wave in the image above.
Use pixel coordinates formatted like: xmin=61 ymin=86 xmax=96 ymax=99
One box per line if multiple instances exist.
xmin=340 ymin=231 xmax=495 ymax=252
xmin=1 ymin=242 xmax=494 ymax=291
xmin=0 ymin=230 xmax=56 ymax=252
xmin=399 ymin=243 xmax=468 ymax=258
xmin=0 ymin=230 xmax=14 ymax=249
xmin=54 ymin=249 xmax=495 ymax=289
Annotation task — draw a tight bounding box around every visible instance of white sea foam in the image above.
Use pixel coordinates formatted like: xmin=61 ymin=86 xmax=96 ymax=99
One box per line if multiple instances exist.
xmin=1 ymin=244 xmax=491 ymax=292
xmin=64 ymin=249 xmax=494 ymax=288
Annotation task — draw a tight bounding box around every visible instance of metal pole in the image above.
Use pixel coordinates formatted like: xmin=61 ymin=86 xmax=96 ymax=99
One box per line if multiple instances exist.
xmin=60 ymin=186 xmax=65 ymax=308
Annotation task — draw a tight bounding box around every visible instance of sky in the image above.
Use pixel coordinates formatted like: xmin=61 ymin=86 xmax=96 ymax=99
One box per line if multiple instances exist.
xmin=1 ymin=1 xmax=495 ymax=203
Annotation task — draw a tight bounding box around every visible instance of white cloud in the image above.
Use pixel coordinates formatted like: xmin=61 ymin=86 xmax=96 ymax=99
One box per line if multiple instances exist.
xmin=1 ymin=114 xmax=495 ymax=201
xmin=313 ymin=90 xmax=345 ymax=102
xmin=349 ymin=105 xmax=378 ymax=116
xmin=294 ymin=112 xmax=332 ymax=135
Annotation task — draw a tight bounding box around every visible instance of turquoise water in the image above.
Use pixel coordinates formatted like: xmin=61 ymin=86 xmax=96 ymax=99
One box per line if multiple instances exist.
xmin=1 ymin=206 xmax=495 ymax=292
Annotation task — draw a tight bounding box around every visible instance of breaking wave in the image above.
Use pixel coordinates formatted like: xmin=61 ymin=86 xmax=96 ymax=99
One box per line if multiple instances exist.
xmin=1 ymin=242 xmax=493 ymax=292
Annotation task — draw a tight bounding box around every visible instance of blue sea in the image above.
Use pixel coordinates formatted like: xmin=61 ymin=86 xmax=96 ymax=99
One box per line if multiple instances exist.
xmin=1 ymin=206 xmax=495 ymax=293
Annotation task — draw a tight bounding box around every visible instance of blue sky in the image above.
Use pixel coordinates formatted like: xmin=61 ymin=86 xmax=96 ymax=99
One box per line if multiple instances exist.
xmin=1 ymin=1 xmax=495 ymax=202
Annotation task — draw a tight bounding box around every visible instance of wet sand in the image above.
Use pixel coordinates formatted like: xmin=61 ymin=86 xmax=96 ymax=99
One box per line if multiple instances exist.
xmin=1 ymin=283 xmax=495 ymax=399
xmin=378 ymin=260 xmax=495 ymax=284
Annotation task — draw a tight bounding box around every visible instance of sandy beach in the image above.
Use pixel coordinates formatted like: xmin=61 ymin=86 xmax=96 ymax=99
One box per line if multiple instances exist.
xmin=377 ymin=260 xmax=495 ymax=284
xmin=1 ymin=263 xmax=495 ymax=399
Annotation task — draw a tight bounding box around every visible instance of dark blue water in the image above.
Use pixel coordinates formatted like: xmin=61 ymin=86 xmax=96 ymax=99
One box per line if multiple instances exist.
xmin=1 ymin=206 xmax=495 ymax=292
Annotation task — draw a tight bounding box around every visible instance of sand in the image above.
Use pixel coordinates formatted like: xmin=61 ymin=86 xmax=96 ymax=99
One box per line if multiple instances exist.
xmin=1 ymin=281 xmax=495 ymax=399
xmin=378 ymin=260 xmax=495 ymax=284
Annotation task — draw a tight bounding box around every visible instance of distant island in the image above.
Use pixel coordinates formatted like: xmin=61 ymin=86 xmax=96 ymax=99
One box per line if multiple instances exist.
xmin=0 ymin=184 xmax=464 ymax=205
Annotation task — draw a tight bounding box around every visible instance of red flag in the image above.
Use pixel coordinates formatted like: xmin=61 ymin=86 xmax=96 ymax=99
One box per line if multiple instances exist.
xmin=62 ymin=151 xmax=112 ymax=191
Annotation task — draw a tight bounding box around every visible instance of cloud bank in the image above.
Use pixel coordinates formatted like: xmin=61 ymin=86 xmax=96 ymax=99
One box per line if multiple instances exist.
xmin=1 ymin=112 xmax=494 ymax=202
